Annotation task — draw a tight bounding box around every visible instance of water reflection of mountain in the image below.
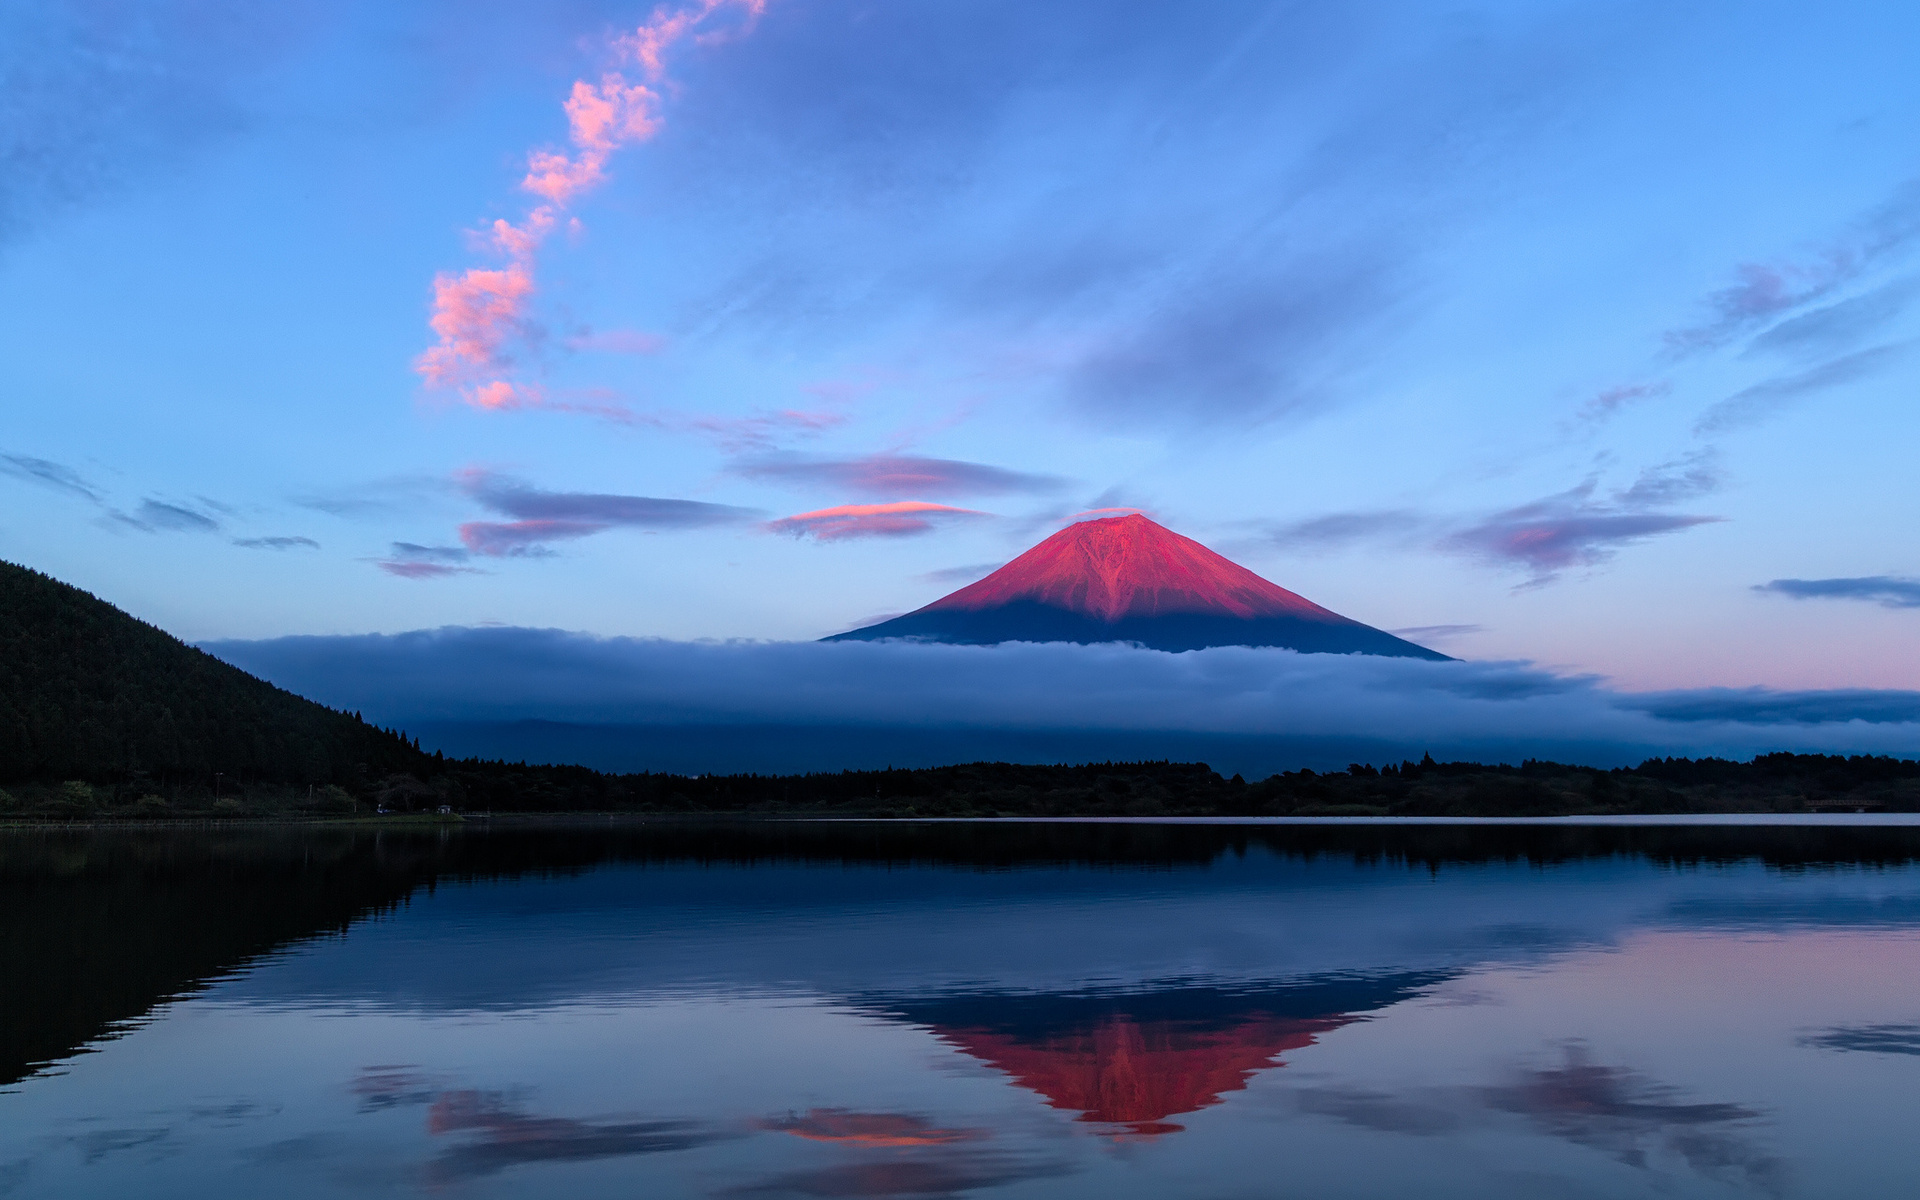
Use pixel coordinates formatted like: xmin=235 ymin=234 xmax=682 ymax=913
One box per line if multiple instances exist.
xmin=868 ymin=975 xmax=1447 ymax=1135
xmin=9 ymin=822 xmax=1920 ymax=1089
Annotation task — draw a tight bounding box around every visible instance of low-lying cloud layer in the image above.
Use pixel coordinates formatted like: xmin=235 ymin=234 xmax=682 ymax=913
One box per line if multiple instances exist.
xmin=203 ymin=630 xmax=1920 ymax=776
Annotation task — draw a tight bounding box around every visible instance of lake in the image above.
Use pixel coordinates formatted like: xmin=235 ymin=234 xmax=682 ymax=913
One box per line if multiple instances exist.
xmin=4 ymin=820 xmax=1919 ymax=1198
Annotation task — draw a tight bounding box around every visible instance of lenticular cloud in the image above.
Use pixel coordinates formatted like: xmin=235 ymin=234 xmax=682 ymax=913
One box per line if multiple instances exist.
xmin=203 ymin=630 xmax=1920 ymax=776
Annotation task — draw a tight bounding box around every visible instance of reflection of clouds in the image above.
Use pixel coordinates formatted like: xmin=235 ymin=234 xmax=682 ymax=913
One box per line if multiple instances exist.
xmin=755 ymin=1110 xmax=987 ymax=1148
xmin=722 ymin=1151 xmax=1070 ymax=1198
xmin=1798 ymin=1023 xmax=1920 ymax=1056
xmin=351 ymin=1064 xmax=439 ymax=1112
xmin=1291 ymin=1086 xmax=1464 ymax=1136
xmin=68 ymin=1126 xmax=172 ymax=1165
xmin=1287 ymin=1045 xmax=1786 ymax=1196
xmin=1480 ymin=1045 xmax=1784 ymax=1197
xmin=423 ymin=1090 xmax=727 ymax=1184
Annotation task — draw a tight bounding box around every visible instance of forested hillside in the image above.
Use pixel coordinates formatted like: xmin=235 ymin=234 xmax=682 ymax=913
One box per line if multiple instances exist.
xmin=0 ymin=561 xmax=420 ymax=787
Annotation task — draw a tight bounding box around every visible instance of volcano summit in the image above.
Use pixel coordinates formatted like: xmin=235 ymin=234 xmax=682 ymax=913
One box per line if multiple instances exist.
xmin=827 ymin=513 xmax=1448 ymax=659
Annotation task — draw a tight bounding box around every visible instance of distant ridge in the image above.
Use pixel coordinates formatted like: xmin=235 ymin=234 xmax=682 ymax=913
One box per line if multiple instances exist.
xmin=827 ymin=513 xmax=1448 ymax=659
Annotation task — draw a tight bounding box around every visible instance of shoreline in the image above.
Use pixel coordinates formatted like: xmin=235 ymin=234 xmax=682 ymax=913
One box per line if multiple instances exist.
xmin=5 ymin=810 xmax=1919 ymax=830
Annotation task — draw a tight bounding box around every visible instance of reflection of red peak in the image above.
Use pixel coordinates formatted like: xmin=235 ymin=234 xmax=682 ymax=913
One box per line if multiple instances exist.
xmin=934 ymin=1012 xmax=1353 ymax=1136
xmin=927 ymin=514 xmax=1339 ymax=623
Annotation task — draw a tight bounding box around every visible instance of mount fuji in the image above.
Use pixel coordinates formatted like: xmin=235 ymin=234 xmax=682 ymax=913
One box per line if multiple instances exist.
xmin=826 ymin=513 xmax=1448 ymax=659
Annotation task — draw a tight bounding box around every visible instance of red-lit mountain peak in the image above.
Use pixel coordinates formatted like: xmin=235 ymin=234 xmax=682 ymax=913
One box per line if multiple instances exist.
xmin=925 ymin=513 xmax=1340 ymax=624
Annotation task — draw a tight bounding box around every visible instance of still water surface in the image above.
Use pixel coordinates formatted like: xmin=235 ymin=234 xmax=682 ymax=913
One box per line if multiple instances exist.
xmin=3 ymin=822 xmax=1919 ymax=1198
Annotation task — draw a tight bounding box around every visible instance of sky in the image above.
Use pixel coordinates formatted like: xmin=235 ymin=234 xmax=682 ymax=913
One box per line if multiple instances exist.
xmin=5 ymin=1 xmax=1920 ymax=767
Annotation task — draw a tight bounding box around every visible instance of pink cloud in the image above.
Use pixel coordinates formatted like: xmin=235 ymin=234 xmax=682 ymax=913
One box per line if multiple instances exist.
xmin=415 ymin=263 xmax=536 ymax=390
xmin=459 ymin=518 xmax=608 ymax=556
xmin=416 ymin=0 xmax=764 ymax=412
xmin=735 ymin=453 xmax=1062 ymax=499
xmin=376 ymin=560 xmax=479 ymax=579
xmin=767 ymin=501 xmax=989 ymax=542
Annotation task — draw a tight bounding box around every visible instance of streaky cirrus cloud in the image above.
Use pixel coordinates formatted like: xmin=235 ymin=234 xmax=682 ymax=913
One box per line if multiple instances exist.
xmin=1754 ymin=576 xmax=1920 ymax=610
xmin=734 ymin=453 xmax=1063 ymax=499
xmin=1743 ymin=276 xmax=1920 ymax=360
xmin=233 ymin=535 xmax=319 ymax=551
xmin=462 ymin=470 xmax=758 ymax=526
xmin=1664 ymin=178 xmax=1920 ymax=357
xmin=451 ymin=470 xmax=760 ymax=557
xmin=1268 ymin=463 xmax=1721 ymax=583
xmin=414 ymin=0 xmax=765 ymax=410
xmin=1390 ymin=624 xmax=1484 ymax=643
xmin=373 ymin=541 xmax=481 ymax=579
xmin=767 ymin=501 xmax=989 ymax=541
xmin=1694 ymin=342 xmax=1909 ymax=434
xmin=0 ymin=452 xmax=101 ymax=501
xmin=918 ymin=562 xmax=1004 ymax=586
xmin=1266 ymin=509 xmax=1428 ymax=553
xmin=200 ymin=630 xmax=1920 ymax=778
xmin=114 ymin=498 xmax=222 ymax=534
xmin=1572 ymin=381 xmax=1670 ymax=427
xmin=1445 ymin=494 xmax=1719 ymax=582
xmin=564 ymin=328 xmax=668 ymax=355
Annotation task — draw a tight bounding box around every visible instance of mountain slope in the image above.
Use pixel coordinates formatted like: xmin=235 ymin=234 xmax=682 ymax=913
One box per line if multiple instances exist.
xmin=0 ymin=560 xmax=420 ymax=784
xmin=827 ymin=514 xmax=1448 ymax=658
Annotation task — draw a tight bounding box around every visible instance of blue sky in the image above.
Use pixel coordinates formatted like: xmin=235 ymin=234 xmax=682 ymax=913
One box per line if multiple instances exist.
xmin=5 ymin=0 xmax=1920 ymax=702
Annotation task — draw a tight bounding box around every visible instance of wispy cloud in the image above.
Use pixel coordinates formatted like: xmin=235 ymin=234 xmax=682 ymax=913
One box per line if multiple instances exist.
xmin=1266 ymin=462 xmax=1720 ymax=584
xmin=919 ymin=562 xmax=1003 ymax=586
xmin=415 ymin=0 xmax=766 ymax=411
xmin=735 ymin=453 xmax=1062 ymax=500
xmin=1753 ymin=576 xmax=1920 ymax=610
xmin=1266 ymin=510 xmax=1428 ymax=552
xmin=0 ymin=452 xmax=100 ymax=501
xmin=464 ymin=472 xmax=757 ymax=525
xmin=563 ymin=328 xmax=667 ymax=355
xmin=1695 ymin=343 xmax=1908 ymax=434
xmin=1573 ymin=381 xmax=1670 ymax=427
xmin=451 ymin=470 xmax=759 ymax=557
xmin=1614 ymin=450 xmax=1721 ymax=508
xmin=1063 ymin=256 xmax=1398 ymax=427
xmin=233 ymin=536 xmax=320 ymax=551
xmin=1446 ymin=487 xmax=1719 ymax=582
xmin=1744 ymin=277 xmax=1920 ymax=360
xmin=114 ymin=499 xmax=222 ymax=534
xmin=374 ymin=542 xmax=481 ymax=579
xmin=767 ymin=501 xmax=989 ymax=541
xmin=1390 ymin=624 xmax=1484 ymax=643
xmin=1665 ymin=179 xmax=1920 ymax=357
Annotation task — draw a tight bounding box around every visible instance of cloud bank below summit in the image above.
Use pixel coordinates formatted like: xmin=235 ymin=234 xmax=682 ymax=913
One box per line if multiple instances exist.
xmin=204 ymin=630 xmax=1920 ymax=777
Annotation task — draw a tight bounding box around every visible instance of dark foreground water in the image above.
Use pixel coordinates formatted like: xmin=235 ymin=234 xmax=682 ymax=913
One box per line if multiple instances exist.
xmin=5 ymin=822 xmax=1920 ymax=1199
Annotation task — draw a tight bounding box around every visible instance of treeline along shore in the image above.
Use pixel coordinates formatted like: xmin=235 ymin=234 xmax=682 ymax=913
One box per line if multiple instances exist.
xmin=5 ymin=752 xmax=1918 ymax=822
xmin=5 ymin=558 xmax=1918 ymax=822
